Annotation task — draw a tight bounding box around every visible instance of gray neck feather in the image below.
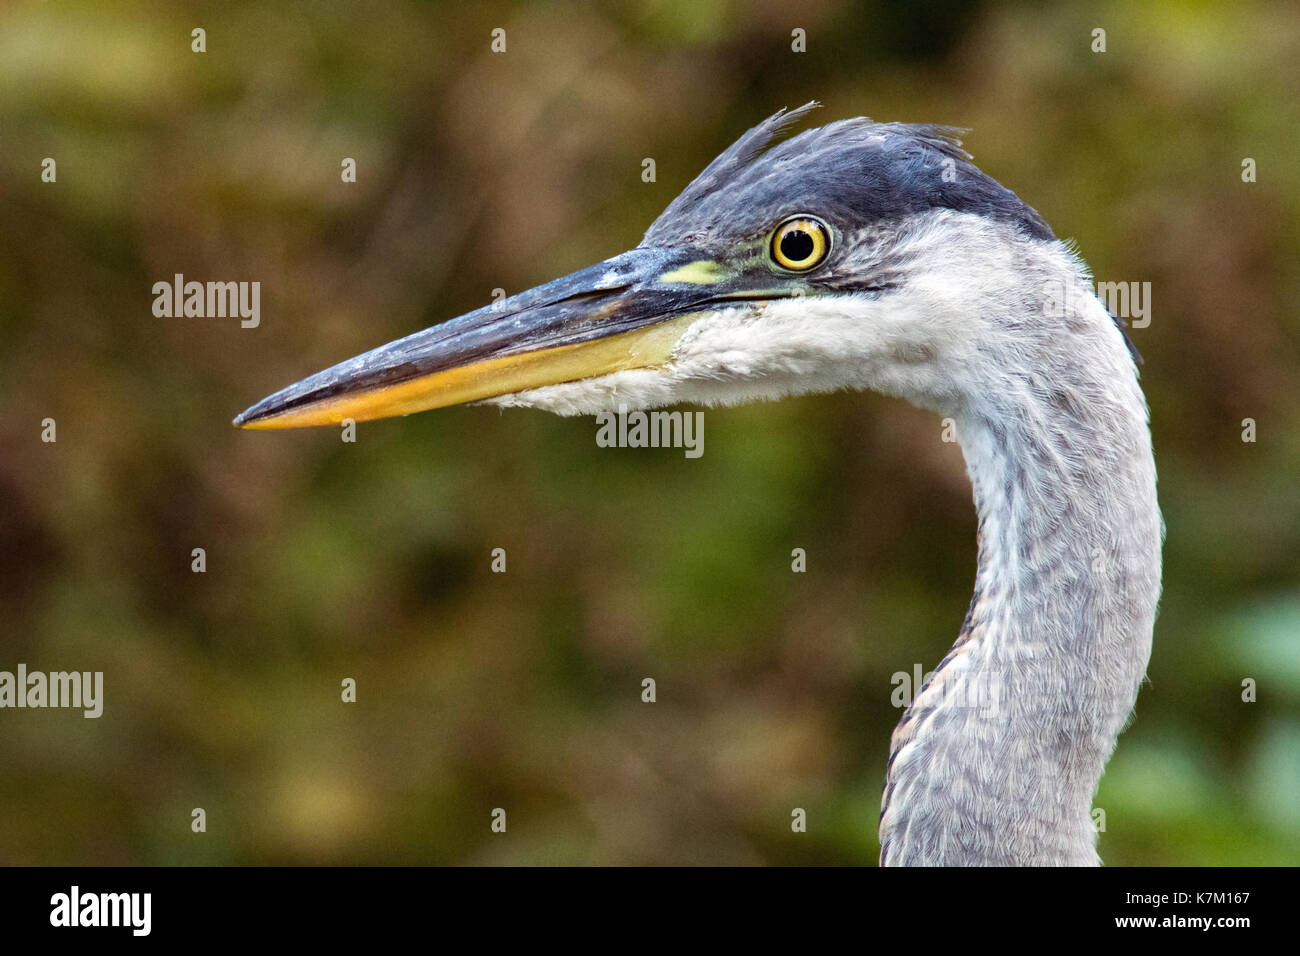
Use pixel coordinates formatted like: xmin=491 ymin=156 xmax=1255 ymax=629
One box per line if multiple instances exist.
xmin=879 ymin=283 xmax=1163 ymax=866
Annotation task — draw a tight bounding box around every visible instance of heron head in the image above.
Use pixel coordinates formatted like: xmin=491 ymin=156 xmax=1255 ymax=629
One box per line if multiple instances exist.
xmin=235 ymin=103 xmax=1066 ymax=429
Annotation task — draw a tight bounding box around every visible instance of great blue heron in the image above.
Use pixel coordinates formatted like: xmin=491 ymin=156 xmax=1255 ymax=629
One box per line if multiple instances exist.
xmin=235 ymin=104 xmax=1163 ymax=866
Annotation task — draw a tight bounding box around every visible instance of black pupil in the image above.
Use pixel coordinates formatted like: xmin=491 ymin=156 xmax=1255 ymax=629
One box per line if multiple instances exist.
xmin=781 ymin=228 xmax=816 ymax=263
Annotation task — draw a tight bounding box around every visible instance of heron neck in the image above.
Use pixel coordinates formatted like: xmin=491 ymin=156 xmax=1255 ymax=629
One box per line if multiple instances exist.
xmin=879 ymin=331 xmax=1162 ymax=865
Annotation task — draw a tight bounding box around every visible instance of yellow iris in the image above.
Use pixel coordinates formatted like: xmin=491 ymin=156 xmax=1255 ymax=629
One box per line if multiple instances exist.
xmin=771 ymin=216 xmax=831 ymax=271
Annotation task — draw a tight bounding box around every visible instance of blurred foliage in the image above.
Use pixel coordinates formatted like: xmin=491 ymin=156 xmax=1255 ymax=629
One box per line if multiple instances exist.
xmin=1 ymin=0 xmax=1298 ymax=865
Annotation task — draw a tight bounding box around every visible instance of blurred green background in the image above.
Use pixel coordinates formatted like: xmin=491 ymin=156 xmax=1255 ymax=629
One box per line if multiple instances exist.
xmin=1 ymin=0 xmax=1298 ymax=865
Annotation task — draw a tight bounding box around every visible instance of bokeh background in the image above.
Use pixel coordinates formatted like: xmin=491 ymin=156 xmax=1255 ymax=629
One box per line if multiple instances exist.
xmin=2 ymin=0 xmax=1297 ymax=865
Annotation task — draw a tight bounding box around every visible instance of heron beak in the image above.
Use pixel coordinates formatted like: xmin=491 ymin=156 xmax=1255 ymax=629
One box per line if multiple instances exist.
xmin=233 ymin=248 xmax=732 ymax=430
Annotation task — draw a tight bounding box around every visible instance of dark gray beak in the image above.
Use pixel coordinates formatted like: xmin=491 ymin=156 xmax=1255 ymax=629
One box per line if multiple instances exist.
xmin=234 ymin=247 xmax=736 ymax=430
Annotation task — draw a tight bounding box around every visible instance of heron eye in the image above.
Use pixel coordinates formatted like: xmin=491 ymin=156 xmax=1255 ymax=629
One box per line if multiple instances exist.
xmin=771 ymin=216 xmax=830 ymax=271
